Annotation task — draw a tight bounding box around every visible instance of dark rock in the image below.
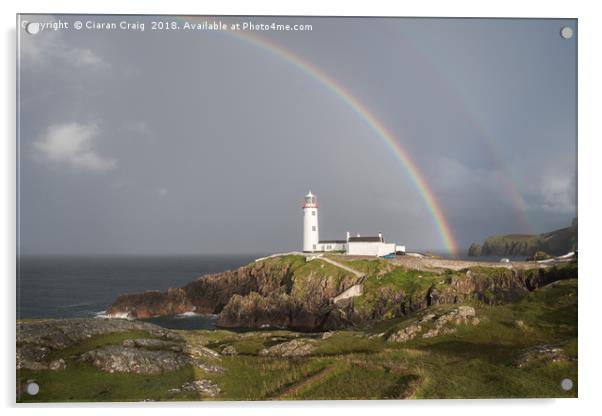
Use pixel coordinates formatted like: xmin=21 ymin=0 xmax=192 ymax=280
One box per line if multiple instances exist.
xmin=108 ymin=260 xmax=307 ymax=319
xmin=16 ymin=345 xmax=51 ymax=370
xmin=108 ymin=257 xmax=360 ymax=330
xmin=527 ymin=251 xmax=552 ymax=261
xmin=468 ymin=243 xmax=482 ymax=257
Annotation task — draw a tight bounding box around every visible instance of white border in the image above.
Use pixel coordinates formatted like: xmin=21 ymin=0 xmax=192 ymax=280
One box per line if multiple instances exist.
xmin=2 ymin=0 xmax=600 ymax=414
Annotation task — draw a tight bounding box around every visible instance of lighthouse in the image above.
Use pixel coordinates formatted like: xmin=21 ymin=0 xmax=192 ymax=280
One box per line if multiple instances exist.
xmin=302 ymin=190 xmax=319 ymax=252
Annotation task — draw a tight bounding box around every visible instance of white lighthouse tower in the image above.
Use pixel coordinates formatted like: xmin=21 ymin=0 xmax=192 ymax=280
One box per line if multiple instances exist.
xmin=302 ymin=190 xmax=319 ymax=252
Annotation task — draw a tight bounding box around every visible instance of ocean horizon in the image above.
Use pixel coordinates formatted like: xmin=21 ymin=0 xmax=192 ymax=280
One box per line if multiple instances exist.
xmin=16 ymin=254 xmax=264 ymax=328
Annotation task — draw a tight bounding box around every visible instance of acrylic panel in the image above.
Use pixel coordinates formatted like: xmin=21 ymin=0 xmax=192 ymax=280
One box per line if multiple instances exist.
xmin=16 ymin=15 xmax=577 ymax=402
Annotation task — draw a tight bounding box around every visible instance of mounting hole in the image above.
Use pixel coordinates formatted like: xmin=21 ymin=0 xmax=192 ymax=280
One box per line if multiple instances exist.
xmin=26 ymin=382 xmax=40 ymax=396
xmin=560 ymin=26 xmax=573 ymax=40
xmin=25 ymin=22 xmax=40 ymax=35
xmin=560 ymin=378 xmax=573 ymax=391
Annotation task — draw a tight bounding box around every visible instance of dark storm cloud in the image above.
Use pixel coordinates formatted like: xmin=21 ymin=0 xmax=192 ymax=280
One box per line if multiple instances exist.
xmin=18 ymin=16 xmax=577 ymax=254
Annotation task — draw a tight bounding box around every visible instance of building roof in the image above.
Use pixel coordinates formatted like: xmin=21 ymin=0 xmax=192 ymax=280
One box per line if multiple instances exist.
xmin=348 ymin=236 xmax=383 ymax=243
xmin=318 ymin=240 xmax=347 ymax=244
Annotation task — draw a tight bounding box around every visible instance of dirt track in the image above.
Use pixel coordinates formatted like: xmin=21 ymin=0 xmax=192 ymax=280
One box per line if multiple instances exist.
xmin=339 ymin=254 xmax=549 ymax=273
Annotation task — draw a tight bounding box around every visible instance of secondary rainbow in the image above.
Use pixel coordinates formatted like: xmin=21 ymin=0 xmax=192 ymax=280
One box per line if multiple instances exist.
xmin=178 ymin=17 xmax=459 ymax=255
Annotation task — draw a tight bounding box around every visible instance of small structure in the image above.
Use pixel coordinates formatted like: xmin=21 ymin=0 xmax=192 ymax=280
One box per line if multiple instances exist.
xmin=346 ymin=232 xmax=397 ymax=257
xmin=301 ymin=191 xmax=405 ymax=257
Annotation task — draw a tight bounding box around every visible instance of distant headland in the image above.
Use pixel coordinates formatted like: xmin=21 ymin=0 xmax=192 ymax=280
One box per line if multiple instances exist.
xmin=467 ymin=218 xmax=577 ymax=259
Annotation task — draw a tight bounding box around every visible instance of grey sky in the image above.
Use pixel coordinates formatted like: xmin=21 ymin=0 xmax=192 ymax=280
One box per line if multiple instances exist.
xmin=18 ymin=16 xmax=577 ymax=255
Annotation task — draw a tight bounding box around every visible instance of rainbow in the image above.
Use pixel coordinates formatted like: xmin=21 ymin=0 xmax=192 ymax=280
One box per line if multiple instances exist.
xmin=393 ymin=36 xmax=533 ymax=234
xmin=177 ymin=17 xmax=460 ymax=255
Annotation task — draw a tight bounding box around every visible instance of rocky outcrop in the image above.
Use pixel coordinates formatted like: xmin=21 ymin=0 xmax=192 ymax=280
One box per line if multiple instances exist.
xmin=16 ymin=343 xmax=67 ymax=371
xmin=17 ymin=318 xmax=178 ymax=350
xmin=16 ymin=345 xmax=51 ymax=370
xmin=17 ymin=318 xmax=225 ymax=378
xmin=467 ymin=243 xmax=482 ymax=257
xmin=388 ymin=323 xmax=423 ymax=343
xmin=107 ymin=260 xmax=303 ymax=319
xmin=515 ymin=344 xmax=571 ymax=368
xmin=169 ymin=380 xmax=221 ymax=397
xmin=221 ymin=345 xmax=238 ymax=356
xmin=217 ymin=290 xmax=348 ymax=331
xmin=258 ymin=339 xmax=316 ymax=357
xmin=81 ymin=346 xmax=190 ymax=374
xmin=16 ymin=318 xmax=181 ymax=371
xmin=109 ymin=257 xmax=360 ymax=331
xmin=387 ymin=306 xmax=479 ymax=343
xmin=80 ymin=344 xmax=224 ymax=375
xmin=526 ymin=251 xmax=552 ymax=261
xmin=106 ymin=255 xmax=577 ymax=332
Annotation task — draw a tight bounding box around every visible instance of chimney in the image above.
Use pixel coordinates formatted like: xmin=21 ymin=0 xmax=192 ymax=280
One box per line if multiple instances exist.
xmin=346 ymin=231 xmax=350 ymax=242
xmin=378 ymin=232 xmax=383 ymax=242
xmin=357 ymin=233 xmax=361 ymax=238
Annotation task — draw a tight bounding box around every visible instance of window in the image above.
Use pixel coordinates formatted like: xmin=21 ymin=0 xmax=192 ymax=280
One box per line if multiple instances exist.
xmin=313 ymin=244 xmax=316 ymax=250
xmin=312 ymin=210 xmax=316 ymax=216
xmin=312 ymin=226 xmax=316 ymax=231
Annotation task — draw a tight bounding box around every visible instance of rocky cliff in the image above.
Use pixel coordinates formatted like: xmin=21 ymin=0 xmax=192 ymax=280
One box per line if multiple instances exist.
xmin=108 ymin=256 xmax=360 ymax=330
xmin=468 ymin=219 xmax=577 ymax=258
xmin=107 ymin=254 xmax=577 ymax=331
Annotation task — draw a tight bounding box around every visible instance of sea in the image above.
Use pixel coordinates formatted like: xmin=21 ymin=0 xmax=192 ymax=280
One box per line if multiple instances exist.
xmin=17 ymin=254 xmax=263 ymax=330
xmin=17 ymin=252 xmax=527 ymax=330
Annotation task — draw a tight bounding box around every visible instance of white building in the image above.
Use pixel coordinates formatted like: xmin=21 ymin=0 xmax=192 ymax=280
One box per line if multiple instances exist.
xmin=347 ymin=232 xmax=398 ymax=257
xmin=302 ymin=191 xmax=320 ymax=252
xmin=301 ymin=191 xmax=405 ymax=257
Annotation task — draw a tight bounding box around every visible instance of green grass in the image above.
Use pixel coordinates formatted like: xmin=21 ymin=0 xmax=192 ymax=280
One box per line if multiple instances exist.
xmin=334 ymin=257 xmax=391 ymax=275
xmin=313 ymin=331 xmax=383 ymax=356
xmin=17 ymin=330 xmax=198 ymax=402
xmin=354 ymin=267 xmax=442 ymax=318
xmin=223 ymin=339 xmax=266 ymax=355
xmin=17 ymin=278 xmax=577 ymax=401
xmin=210 ymin=356 xmax=331 ymax=400
xmin=260 ymin=255 xmax=307 ymax=271
xmin=18 ymin=362 xmax=198 ymax=402
xmin=45 ymin=330 xmax=158 ymax=360
xmin=290 ymin=358 xmax=419 ymax=400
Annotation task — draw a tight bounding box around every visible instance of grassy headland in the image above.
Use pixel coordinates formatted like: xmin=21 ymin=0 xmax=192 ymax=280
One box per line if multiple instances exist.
xmin=17 ymin=255 xmax=577 ymax=401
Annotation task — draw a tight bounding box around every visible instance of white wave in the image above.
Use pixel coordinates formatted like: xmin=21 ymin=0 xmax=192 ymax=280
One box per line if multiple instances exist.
xmin=176 ymin=311 xmax=200 ymax=318
xmin=94 ymin=310 xmax=133 ymax=320
xmin=173 ymin=312 xmax=219 ymax=320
